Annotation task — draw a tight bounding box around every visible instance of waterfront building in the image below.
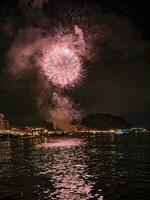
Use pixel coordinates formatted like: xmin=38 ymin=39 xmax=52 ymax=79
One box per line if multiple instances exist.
xmin=0 ymin=114 xmax=10 ymax=130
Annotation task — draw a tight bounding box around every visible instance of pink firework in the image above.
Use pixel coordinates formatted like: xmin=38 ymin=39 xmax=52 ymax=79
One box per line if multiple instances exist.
xmin=41 ymin=42 xmax=82 ymax=88
xmin=37 ymin=25 xmax=85 ymax=89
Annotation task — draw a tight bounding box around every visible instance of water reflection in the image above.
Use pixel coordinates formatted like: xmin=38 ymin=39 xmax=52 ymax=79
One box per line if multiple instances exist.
xmin=1 ymin=135 xmax=150 ymax=200
xmin=35 ymin=138 xmax=104 ymax=199
xmin=36 ymin=138 xmax=84 ymax=148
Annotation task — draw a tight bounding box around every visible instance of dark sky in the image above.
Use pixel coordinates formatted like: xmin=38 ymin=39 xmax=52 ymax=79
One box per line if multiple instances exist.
xmin=0 ymin=0 xmax=149 ymax=126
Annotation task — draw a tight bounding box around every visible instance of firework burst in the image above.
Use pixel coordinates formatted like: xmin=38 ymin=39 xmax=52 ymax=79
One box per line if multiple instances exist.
xmin=41 ymin=42 xmax=82 ymax=88
xmin=37 ymin=25 xmax=86 ymax=89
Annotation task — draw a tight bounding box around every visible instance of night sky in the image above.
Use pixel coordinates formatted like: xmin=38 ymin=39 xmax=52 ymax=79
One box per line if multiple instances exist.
xmin=0 ymin=0 xmax=149 ymax=126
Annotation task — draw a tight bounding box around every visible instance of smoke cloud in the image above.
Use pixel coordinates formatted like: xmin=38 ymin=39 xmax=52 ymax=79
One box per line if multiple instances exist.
xmin=8 ymin=25 xmax=86 ymax=130
xmin=32 ymin=0 xmax=48 ymax=9
xmin=7 ymin=1 xmax=107 ymax=130
xmin=48 ymin=92 xmax=81 ymax=130
xmin=8 ymin=28 xmax=46 ymax=77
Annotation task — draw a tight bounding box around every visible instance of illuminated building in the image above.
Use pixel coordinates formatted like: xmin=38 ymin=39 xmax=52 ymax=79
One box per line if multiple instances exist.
xmin=0 ymin=113 xmax=10 ymax=130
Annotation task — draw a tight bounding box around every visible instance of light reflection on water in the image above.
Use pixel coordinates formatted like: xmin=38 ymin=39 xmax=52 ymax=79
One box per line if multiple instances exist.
xmin=0 ymin=134 xmax=150 ymax=200
xmin=36 ymin=138 xmax=84 ymax=148
xmin=35 ymin=138 xmax=103 ymax=200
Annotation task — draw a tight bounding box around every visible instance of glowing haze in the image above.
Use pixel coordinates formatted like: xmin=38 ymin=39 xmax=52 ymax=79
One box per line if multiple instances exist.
xmin=49 ymin=92 xmax=81 ymax=131
xmin=8 ymin=25 xmax=86 ymax=130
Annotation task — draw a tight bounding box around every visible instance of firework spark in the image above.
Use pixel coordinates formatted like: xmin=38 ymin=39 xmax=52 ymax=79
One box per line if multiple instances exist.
xmin=41 ymin=43 xmax=82 ymax=88
xmin=38 ymin=26 xmax=85 ymax=89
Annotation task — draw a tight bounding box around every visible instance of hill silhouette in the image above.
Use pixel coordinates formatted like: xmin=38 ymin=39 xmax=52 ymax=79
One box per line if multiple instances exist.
xmin=81 ymin=113 xmax=131 ymax=129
